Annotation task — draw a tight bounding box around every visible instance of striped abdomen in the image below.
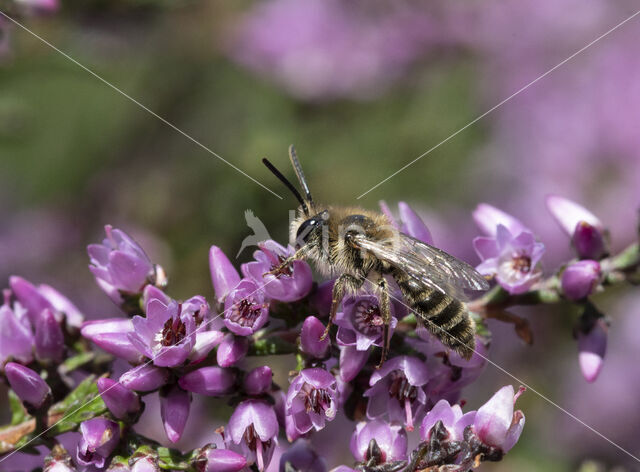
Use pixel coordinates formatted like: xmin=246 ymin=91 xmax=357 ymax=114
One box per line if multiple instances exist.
xmin=394 ymin=270 xmax=475 ymax=359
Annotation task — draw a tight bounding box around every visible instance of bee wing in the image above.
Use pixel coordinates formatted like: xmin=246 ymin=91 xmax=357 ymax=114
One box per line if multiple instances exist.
xmin=353 ymin=233 xmax=489 ymax=301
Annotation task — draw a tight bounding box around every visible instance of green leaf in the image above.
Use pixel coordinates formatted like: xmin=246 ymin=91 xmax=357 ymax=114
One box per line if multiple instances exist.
xmin=48 ymin=375 xmax=107 ymax=435
xmin=59 ymin=351 xmax=95 ymax=375
xmin=157 ymin=446 xmax=200 ymax=470
xmin=8 ymin=390 xmax=29 ymax=426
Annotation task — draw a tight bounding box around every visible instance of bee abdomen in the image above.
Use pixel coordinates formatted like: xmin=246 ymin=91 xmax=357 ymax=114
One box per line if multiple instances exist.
xmin=395 ymin=272 xmax=475 ymax=360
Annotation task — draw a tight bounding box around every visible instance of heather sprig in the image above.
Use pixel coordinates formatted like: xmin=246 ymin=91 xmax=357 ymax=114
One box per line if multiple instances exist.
xmin=0 ymin=197 xmax=638 ymax=471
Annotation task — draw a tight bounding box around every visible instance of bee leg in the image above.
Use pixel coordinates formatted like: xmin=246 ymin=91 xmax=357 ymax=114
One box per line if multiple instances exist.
xmin=264 ymin=246 xmax=308 ymax=277
xmin=376 ymin=278 xmax=391 ymax=369
xmin=321 ymin=273 xmax=363 ymax=340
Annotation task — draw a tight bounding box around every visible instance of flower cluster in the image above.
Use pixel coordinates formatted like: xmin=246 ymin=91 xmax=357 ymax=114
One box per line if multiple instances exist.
xmin=0 ymin=195 xmax=637 ymax=471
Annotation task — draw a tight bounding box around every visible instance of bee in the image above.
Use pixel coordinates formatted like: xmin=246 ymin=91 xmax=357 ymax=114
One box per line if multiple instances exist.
xmin=262 ymin=146 xmax=489 ymax=366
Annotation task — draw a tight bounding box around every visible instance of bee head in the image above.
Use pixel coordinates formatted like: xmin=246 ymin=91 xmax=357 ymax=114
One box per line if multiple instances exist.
xmin=295 ymin=210 xmax=328 ymax=248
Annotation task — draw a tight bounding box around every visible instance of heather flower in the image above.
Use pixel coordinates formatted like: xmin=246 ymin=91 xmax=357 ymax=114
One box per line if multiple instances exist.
xmin=286 ymin=368 xmax=338 ymax=435
xmin=242 ymin=240 xmax=313 ymax=302
xmin=227 ymin=399 xmax=278 ymax=471
xmin=97 ymin=378 xmax=141 ymax=420
xmin=420 ymin=399 xmax=474 ymax=442
xmin=338 ymin=345 xmax=369 ymax=382
xmin=209 ymin=245 xmax=241 ymax=304
xmin=474 ymin=225 xmax=544 ymax=294
xmin=217 ymin=333 xmax=249 ymax=367
xmin=300 ymin=316 xmax=330 ymax=359
xmin=472 ymin=385 xmax=525 ymax=452
xmin=335 ymin=295 xmax=399 ymax=352
xmin=160 ymin=385 xmax=191 ymax=443
xmin=472 ymin=204 xmax=527 ymax=238
xmin=9 ymin=275 xmax=55 ymax=326
xmin=280 ymin=439 xmax=326 ymax=472
xmin=200 ymin=447 xmax=247 ymax=472
xmin=129 ymin=298 xmax=196 ymax=367
xmin=4 ymin=362 xmax=51 ymax=409
xmin=223 ymin=279 xmax=269 ymax=336
xmin=546 ymin=195 xmax=606 ymax=259
xmin=43 ymin=445 xmax=74 ymax=472
xmin=36 ymin=283 xmax=84 ymax=329
xmin=81 ymin=318 xmax=142 ymax=363
xmin=561 ymin=260 xmax=601 ymax=301
xmin=178 ymin=366 xmax=236 ymax=396
xmin=350 ymin=420 xmax=408 ymax=462
xmin=88 ymin=225 xmax=164 ymax=305
xmin=76 ymin=417 xmax=120 ymax=468
xmin=578 ymin=318 xmax=607 ymax=383
xmin=34 ymin=309 xmax=64 ymax=363
xmin=380 ymin=200 xmax=434 ymax=245
xmin=131 ymin=456 xmax=160 ymax=472
xmin=119 ymin=364 xmax=169 ymax=392
xmin=243 ymin=366 xmax=273 ymax=396
xmin=364 ymin=355 xmax=430 ymax=431
xmin=0 ymin=291 xmax=34 ymax=366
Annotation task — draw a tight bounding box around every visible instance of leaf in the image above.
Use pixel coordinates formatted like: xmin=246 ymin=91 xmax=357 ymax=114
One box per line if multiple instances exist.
xmin=8 ymin=390 xmax=29 ymax=426
xmin=47 ymin=375 xmax=107 ymax=435
xmin=59 ymin=351 xmax=95 ymax=375
xmin=157 ymin=446 xmax=199 ymax=470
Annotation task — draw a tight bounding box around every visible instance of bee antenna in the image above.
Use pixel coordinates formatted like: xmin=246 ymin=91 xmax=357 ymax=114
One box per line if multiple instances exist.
xmin=288 ymin=145 xmax=313 ymax=205
xmin=262 ymin=158 xmax=309 ymax=215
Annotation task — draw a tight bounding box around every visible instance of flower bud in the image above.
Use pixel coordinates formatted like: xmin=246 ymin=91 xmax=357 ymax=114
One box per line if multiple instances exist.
xmin=561 ymin=260 xmax=601 ymax=301
xmin=0 ymin=294 xmax=34 ymax=366
xmin=178 ymin=366 xmax=236 ymax=396
xmin=300 ymin=316 xmax=330 ymax=359
xmin=200 ymin=447 xmax=247 ymax=472
xmin=81 ymin=318 xmax=142 ymax=363
xmin=77 ymin=417 xmax=120 ymax=468
xmin=160 ymin=385 xmax=191 ymax=443
xmin=4 ymin=362 xmax=51 ymax=409
xmin=119 ymin=364 xmax=169 ymax=392
xmin=35 ymin=309 xmax=65 ymax=363
xmin=572 ymin=221 xmax=606 ymax=260
xmin=209 ymin=246 xmax=241 ymax=304
xmin=217 ymin=334 xmax=248 ymax=367
xmin=9 ymin=275 xmax=53 ymax=325
xmin=243 ymin=366 xmax=272 ymax=395
xmin=398 ymin=201 xmax=433 ymax=245
xmin=97 ymin=378 xmax=141 ymax=420
xmin=578 ymin=318 xmax=607 ymax=383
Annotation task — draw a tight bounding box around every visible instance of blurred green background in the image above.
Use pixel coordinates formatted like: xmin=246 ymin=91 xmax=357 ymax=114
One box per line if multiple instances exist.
xmin=1 ymin=0 xmax=640 ymax=470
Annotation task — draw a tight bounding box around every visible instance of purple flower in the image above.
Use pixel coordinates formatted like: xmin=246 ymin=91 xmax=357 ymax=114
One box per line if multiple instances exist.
xmin=546 ymin=195 xmax=606 ymax=259
xmin=34 ymin=309 xmax=64 ymax=363
xmin=474 ymin=225 xmax=544 ymax=294
xmin=129 ymin=299 xmax=196 ymax=367
xmin=131 ymin=456 xmax=159 ymax=472
xmin=472 ymin=204 xmax=527 ymax=238
xmin=88 ymin=225 xmax=163 ymax=304
xmin=200 ymin=447 xmax=247 ymax=472
xmin=472 ymin=385 xmax=525 ymax=452
xmin=420 ymin=399 xmax=474 ymax=441
xmin=578 ymin=318 xmax=607 ymax=383
xmin=81 ymin=318 xmax=142 ymax=364
xmin=97 ymin=378 xmax=141 ymax=420
xmin=227 ymin=399 xmax=278 ymax=471
xmin=280 ymin=439 xmax=327 ymax=472
xmin=243 ymin=366 xmax=273 ymax=396
xmin=9 ymin=275 xmax=54 ymax=326
xmin=161 ymin=385 xmax=191 ymax=443
xmin=350 ymin=420 xmax=407 ymax=463
xmin=380 ymin=201 xmax=434 ymax=245
xmin=119 ymin=364 xmax=169 ymax=392
xmin=561 ymin=260 xmax=601 ymax=301
xmin=217 ymin=334 xmax=249 ymax=367
xmin=223 ymin=279 xmax=269 ymax=336
xmin=76 ymin=417 xmax=120 ymax=468
xmin=338 ymin=345 xmax=369 ymax=382
xmin=0 ymin=291 xmax=34 ymax=366
xmin=335 ymin=295 xmax=399 ymax=352
xmin=285 ymin=368 xmax=338 ymax=435
xmin=35 ymin=284 xmax=84 ymax=329
xmin=210 ymin=245 xmax=242 ymax=304
xmin=178 ymin=366 xmax=236 ymax=396
xmin=4 ymin=362 xmax=51 ymax=408
xmin=242 ymin=240 xmax=313 ymax=302
xmin=300 ymin=316 xmax=330 ymax=359
xmin=364 ymin=356 xmax=430 ymax=431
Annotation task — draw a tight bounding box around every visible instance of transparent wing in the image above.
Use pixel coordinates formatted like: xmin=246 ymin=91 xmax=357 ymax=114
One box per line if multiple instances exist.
xmin=353 ymin=233 xmax=489 ymax=301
